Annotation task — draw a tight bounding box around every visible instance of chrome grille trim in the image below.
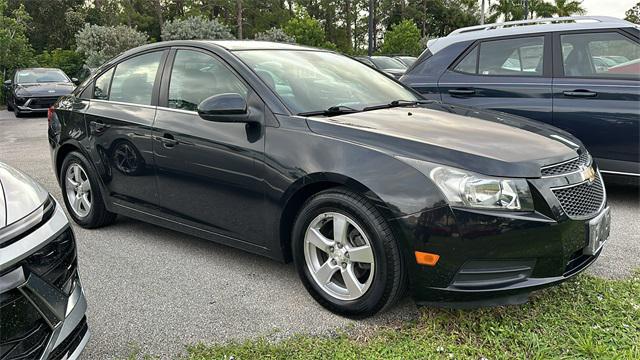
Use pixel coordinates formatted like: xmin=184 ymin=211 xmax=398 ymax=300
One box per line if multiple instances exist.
xmin=541 ymin=152 xmax=591 ymax=178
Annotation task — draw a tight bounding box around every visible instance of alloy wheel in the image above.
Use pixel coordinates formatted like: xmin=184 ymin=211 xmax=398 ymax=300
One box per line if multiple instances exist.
xmin=303 ymin=212 xmax=375 ymax=301
xmin=65 ymin=163 xmax=92 ymax=217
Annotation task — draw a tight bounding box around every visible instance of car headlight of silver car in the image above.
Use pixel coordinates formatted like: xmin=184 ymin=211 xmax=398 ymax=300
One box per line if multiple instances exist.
xmin=396 ymin=157 xmax=534 ymax=211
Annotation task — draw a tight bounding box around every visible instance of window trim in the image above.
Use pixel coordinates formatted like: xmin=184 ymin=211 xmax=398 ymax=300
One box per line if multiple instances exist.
xmin=552 ymin=28 xmax=640 ymax=81
xmin=448 ymin=33 xmax=552 ymax=78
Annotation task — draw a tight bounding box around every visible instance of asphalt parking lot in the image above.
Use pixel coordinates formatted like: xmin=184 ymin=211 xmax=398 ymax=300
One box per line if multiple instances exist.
xmin=1 ymin=112 xmax=638 ymax=359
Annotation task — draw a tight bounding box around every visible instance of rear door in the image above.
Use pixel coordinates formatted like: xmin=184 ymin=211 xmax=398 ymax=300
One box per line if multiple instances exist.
xmin=152 ymin=47 xmax=267 ymax=246
xmin=84 ymin=50 xmax=168 ymax=208
xmin=438 ymin=33 xmax=553 ymax=123
xmin=552 ymin=29 xmax=640 ymax=175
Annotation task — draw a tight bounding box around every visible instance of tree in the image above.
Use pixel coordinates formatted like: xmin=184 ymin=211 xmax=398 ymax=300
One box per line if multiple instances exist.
xmin=489 ymin=0 xmax=525 ymax=22
xmin=160 ymin=16 xmax=234 ymax=41
xmin=551 ymin=0 xmax=586 ymax=17
xmin=75 ymin=24 xmax=148 ymax=67
xmin=35 ymin=49 xmax=86 ymax=78
xmin=283 ymin=11 xmax=336 ymax=49
xmin=379 ymin=19 xmax=421 ymax=56
xmin=254 ymin=27 xmax=295 ymax=43
xmin=0 ymin=0 xmax=34 ymax=103
xmin=625 ymin=2 xmax=640 ymax=24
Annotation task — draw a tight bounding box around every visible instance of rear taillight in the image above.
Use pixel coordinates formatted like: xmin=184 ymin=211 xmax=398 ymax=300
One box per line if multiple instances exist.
xmin=47 ymin=106 xmax=54 ymax=125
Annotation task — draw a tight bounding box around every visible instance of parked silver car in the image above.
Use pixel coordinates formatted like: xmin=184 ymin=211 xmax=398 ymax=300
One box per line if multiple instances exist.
xmin=0 ymin=162 xmax=89 ymax=359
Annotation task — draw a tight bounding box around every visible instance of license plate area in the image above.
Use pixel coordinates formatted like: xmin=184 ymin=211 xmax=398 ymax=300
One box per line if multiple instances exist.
xmin=583 ymin=207 xmax=610 ymax=256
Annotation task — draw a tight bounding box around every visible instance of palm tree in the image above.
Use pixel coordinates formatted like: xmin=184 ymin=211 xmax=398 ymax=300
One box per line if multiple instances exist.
xmin=529 ymin=0 xmax=557 ymax=18
xmin=489 ymin=0 xmax=525 ymax=22
xmin=552 ymin=0 xmax=586 ymax=17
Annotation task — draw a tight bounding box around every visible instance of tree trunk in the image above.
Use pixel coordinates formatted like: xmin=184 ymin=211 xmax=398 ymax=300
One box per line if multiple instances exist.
xmin=236 ymin=0 xmax=243 ymax=39
xmin=154 ymin=0 xmax=163 ymax=34
xmin=344 ymin=0 xmax=352 ymax=51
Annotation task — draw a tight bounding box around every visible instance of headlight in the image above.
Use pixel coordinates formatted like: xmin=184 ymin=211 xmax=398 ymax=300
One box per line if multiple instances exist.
xmin=397 ymin=157 xmax=534 ymax=211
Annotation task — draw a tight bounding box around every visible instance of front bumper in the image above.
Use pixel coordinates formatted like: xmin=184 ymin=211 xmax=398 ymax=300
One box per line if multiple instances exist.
xmin=14 ymin=96 xmax=59 ymax=113
xmin=392 ymin=170 xmax=608 ymax=307
xmin=0 ymin=200 xmax=89 ymax=359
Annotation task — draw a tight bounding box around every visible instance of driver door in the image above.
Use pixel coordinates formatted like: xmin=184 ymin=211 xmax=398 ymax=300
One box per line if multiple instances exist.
xmin=152 ymin=47 xmax=267 ymax=246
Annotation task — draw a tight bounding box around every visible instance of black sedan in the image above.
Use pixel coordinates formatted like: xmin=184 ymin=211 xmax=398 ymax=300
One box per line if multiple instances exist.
xmin=3 ymin=68 xmax=77 ymax=117
xmin=0 ymin=162 xmax=89 ymax=359
xmin=48 ymin=40 xmax=609 ymax=317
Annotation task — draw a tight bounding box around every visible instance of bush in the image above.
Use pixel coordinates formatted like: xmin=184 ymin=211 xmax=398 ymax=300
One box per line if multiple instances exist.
xmin=283 ymin=12 xmax=337 ymax=50
xmin=76 ymin=24 xmax=148 ymax=68
xmin=379 ymin=20 xmax=422 ymax=56
xmin=254 ymin=27 xmax=295 ymax=43
xmin=161 ymin=16 xmax=234 ymax=41
xmin=35 ymin=49 xmax=86 ymax=78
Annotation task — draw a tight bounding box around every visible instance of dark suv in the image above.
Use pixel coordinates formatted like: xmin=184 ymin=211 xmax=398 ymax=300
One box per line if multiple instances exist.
xmin=401 ymin=16 xmax=640 ymax=181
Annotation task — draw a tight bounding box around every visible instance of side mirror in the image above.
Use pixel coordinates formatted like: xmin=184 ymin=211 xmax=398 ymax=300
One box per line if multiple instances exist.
xmin=3 ymin=80 xmax=11 ymax=87
xmin=71 ymin=77 xmax=79 ymax=84
xmin=197 ymin=93 xmax=248 ymax=122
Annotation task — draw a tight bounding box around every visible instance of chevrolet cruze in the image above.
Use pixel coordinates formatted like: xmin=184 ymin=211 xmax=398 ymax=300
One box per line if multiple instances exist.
xmin=48 ymin=41 xmax=609 ymax=317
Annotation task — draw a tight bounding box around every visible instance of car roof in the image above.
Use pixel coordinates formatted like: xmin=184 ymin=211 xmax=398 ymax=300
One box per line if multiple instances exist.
xmin=426 ymin=16 xmax=638 ymax=55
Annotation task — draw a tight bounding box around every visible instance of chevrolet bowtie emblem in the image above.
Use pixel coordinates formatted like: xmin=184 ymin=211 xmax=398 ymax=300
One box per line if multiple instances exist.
xmin=580 ymin=165 xmax=596 ymax=183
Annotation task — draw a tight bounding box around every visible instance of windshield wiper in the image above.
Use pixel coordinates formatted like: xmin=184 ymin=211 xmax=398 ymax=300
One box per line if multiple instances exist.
xmin=298 ymin=105 xmax=361 ymax=117
xmin=362 ymin=99 xmax=431 ymax=112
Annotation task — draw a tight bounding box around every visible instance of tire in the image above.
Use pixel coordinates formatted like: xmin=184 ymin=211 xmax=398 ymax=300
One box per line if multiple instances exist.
xmin=6 ymin=100 xmax=13 ymax=111
xmin=60 ymin=151 xmax=116 ymax=228
xmin=292 ymin=187 xmax=406 ymax=317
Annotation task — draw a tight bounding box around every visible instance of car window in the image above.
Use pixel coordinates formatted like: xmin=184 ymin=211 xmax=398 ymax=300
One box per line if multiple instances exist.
xmin=93 ymin=68 xmax=114 ymax=100
xmin=15 ymin=69 xmax=69 ymax=84
xmin=236 ymin=50 xmax=418 ymax=114
xmin=561 ymin=32 xmax=640 ymax=79
xmin=454 ymin=37 xmax=544 ymax=76
xmin=109 ymin=52 xmax=163 ymax=105
xmin=453 ymin=46 xmax=478 ymax=74
xmin=168 ymin=50 xmax=248 ymax=112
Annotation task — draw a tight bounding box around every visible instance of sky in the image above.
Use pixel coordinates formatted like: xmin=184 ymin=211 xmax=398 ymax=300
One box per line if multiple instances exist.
xmin=574 ymin=0 xmax=634 ymax=19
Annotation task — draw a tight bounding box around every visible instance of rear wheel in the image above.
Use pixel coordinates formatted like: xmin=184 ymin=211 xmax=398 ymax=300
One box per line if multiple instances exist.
xmin=60 ymin=151 xmax=116 ymax=228
xmin=292 ymin=188 xmax=406 ymax=317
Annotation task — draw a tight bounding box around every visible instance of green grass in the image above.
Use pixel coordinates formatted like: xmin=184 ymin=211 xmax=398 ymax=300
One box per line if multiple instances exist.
xmin=184 ymin=272 xmax=640 ymax=360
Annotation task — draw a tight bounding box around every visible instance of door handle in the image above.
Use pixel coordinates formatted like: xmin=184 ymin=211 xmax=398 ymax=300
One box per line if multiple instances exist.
xmin=159 ymin=133 xmax=178 ymax=148
xmin=563 ymin=90 xmax=597 ymax=98
xmin=448 ymin=88 xmax=476 ymax=96
xmin=89 ymin=121 xmax=109 ymax=134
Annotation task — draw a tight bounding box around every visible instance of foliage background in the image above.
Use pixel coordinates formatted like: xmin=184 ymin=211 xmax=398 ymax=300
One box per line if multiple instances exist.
xmin=1 ymin=0 xmax=628 ymax=106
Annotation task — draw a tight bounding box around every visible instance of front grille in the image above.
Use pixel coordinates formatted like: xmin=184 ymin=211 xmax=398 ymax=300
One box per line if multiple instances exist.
xmin=27 ymin=97 xmax=58 ymax=109
xmin=541 ymin=151 xmax=591 ymax=177
xmin=552 ymin=175 xmax=605 ymax=219
xmin=49 ymin=317 xmax=88 ymax=360
xmin=0 ymin=292 xmax=51 ymax=360
xmin=22 ymin=228 xmax=78 ymax=296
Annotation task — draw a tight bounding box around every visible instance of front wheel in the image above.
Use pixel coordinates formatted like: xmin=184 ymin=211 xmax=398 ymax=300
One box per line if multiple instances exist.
xmin=292 ymin=188 xmax=406 ymax=317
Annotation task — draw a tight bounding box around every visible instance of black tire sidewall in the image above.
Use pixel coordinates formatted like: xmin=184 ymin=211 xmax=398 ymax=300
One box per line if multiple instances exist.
xmin=60 ymin=151 xmax=105 ymax=227
xmin=292 ymin=191 xmax=397 ymax=317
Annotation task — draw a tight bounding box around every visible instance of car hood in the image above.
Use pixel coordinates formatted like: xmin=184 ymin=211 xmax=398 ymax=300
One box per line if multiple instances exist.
xmin=0 ymin=162 xmax=49 ymax=229
xmin=305 ymin=103 xmax=582 ymax=178
xmin=15 ymin=82 xmax=75 ymax=97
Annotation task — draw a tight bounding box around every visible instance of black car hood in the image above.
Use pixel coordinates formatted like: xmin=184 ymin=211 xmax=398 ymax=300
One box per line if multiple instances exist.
xmin=0 ymin=162 xmax=49 ymax=228
xmin=305 ymin=103 xmax=582 ymax=178
xmin=15 ymin=82 xmax=75 ymax=97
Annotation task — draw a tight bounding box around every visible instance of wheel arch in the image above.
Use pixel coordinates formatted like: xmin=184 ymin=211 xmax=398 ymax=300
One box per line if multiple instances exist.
xmin=278 ymin=172 xmax=393 ymax=263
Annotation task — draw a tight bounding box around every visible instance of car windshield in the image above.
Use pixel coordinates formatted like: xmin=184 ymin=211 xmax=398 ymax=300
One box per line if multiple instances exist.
xmin=370 ymin=57 xmax=406 ymax=70
xmin=235 ymin=50 xmax=418 ymax=114
xmin=16 ymin=69 xmax=69 ymax=84
xmin=398 ymin=57 xmax=416 ymax=66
